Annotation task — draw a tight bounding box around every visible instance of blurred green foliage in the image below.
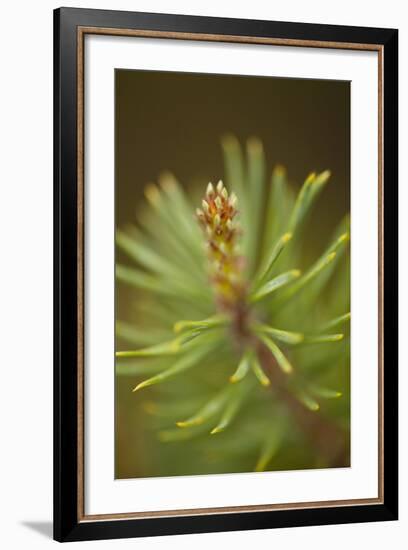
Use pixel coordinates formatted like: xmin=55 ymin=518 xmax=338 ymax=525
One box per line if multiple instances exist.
xmin=115 ymin=136 xmax=350 ymax=479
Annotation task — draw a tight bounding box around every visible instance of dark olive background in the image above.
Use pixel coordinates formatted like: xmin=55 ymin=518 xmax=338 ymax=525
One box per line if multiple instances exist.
xmin=115 ymin=69 xmax=349 ymax=236
xmin=115 ymin=69 xmax=350 ymax=479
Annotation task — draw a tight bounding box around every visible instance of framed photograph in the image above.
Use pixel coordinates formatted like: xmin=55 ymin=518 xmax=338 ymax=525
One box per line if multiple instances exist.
xmin=54 ymin=7 xmax=398 ymax=542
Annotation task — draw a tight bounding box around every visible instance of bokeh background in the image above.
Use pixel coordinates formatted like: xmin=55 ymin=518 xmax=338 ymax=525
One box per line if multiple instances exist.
xmin=115 ymin=69 xmax=350 ymax=479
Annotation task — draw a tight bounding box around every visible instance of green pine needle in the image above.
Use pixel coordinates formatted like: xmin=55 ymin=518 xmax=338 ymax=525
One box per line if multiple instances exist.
xmin=258 ymin=333 xmax=294 ymax=374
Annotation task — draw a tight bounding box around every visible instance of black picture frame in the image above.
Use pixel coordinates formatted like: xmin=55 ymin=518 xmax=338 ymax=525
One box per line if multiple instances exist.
xmin=54 ymin=7 xmax=398 ymax=542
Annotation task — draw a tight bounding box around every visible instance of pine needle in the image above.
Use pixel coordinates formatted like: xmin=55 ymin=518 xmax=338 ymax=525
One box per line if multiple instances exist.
xmin=258 ymin=333 xmax=294 ymax=374
xmin=251 ymin=353 xmax=271 ymax=387
xmin=176 ymin=387 xmax=231 ymax=428
xmin=319 ymin=312 xmax=351 ymax=331
xmin=250 ymin=269 xmax=301 ymax=302
xmin=230 ymin=350 xmax=252 ymax=383
xmin=211 ymin=382 xmax=250 ymax=434
xmin=254 ymin=232 xmax=293 ymax=287
xmin=253 ymin=323 xmax=304 ymax=345
xmin=132 ymin=343 xmax=217 ymax=392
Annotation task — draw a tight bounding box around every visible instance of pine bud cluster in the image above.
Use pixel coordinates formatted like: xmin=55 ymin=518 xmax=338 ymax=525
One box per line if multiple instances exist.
xmin=196 ymin=180 xmax=245 ymax=311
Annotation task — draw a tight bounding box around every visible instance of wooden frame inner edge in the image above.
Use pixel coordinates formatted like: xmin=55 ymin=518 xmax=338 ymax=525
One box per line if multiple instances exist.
xmin=76 ymin=26 xmax=384 ymax=522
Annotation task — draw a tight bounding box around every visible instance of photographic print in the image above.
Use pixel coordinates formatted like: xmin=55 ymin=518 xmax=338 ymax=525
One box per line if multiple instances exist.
xmin=114 ymin=69 xmax=351 ymax=479
xmin=54 ymin=8 xmax=398 ymax=541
